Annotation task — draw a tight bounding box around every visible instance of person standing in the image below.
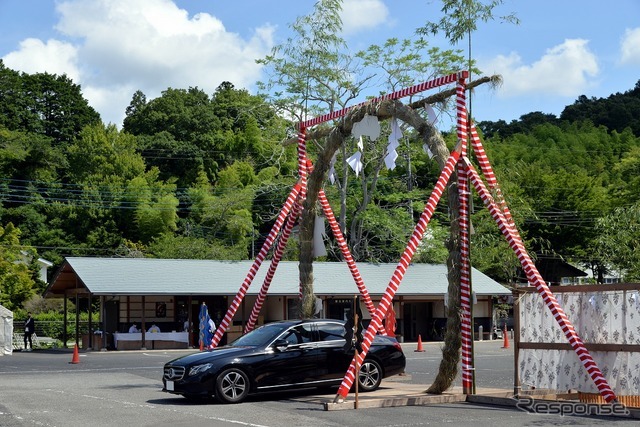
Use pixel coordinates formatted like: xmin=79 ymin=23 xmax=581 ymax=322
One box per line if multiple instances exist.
xmin=24 ymin=312 xmax=35 ymax=351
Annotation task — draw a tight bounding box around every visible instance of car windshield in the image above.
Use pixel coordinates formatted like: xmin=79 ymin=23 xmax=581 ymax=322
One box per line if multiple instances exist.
xmin=230 ymin=323 xmax=292 ymax=347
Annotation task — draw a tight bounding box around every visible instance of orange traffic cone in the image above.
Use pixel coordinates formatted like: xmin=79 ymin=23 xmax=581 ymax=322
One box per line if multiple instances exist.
xmin=501 ymin=324 xmax=510 ymax=349
xmin=70 ymin=343 xmax=80 ymax=364
xmin=415 ymin=334 xmax=425 ymax=352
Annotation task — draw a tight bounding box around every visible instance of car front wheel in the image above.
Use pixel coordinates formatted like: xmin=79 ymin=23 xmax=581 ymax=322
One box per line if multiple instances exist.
xmin=358 ymin=359 xmax=382 ymax=391
xmin=215 ymin=368 xmax=250 ymax=404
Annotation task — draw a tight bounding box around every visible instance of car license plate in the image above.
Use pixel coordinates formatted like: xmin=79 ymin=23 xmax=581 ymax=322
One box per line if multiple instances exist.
xmin=166 ymin=380 xmax=174 ymax=391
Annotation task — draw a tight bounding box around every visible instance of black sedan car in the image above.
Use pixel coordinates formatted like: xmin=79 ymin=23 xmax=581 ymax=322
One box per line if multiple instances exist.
xmin=162 ymin=319 xmax=406 ymax=403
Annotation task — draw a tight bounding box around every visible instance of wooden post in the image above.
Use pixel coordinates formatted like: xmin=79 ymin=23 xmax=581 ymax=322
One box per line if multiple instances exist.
xmin=141 ymin=295 xmax=146 ymax=350
xmin=88 ymin=294 xmax=93 ymax=349
xmin=513 ymin=289 xmax=521 ymax=398
xmin=187 ymin=296 xmax=193 ymax=348
xmin=63 ymin=291 xmax=68 ymax=348
xmin=101 ymin=295 xmax=107 ymax=351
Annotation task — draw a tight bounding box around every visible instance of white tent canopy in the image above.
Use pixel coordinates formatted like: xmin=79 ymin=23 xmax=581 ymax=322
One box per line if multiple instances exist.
xmin=0 ymin=304 xmax=13 ymax=355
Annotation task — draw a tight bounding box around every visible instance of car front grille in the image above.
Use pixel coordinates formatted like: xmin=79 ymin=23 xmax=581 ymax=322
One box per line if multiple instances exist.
xmin=164 ymin=366 xmax=186 ymax=381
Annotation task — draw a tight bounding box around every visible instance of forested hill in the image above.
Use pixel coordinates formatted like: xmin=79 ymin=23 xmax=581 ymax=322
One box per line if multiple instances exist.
xmin=1 ymin=59 xmax=640 ymax=312
xmin=478 ymin=79 xmax=640 ymax=139
xmin=473 ymin=79 xmax=640 ymax=286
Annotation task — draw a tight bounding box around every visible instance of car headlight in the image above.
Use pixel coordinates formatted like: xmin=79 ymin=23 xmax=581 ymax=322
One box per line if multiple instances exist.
xmin=188 ymin=363 xmax=213 ymax=376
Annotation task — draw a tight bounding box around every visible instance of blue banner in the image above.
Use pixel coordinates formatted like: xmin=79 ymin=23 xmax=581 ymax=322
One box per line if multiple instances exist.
xmin=198 ymin=303 xmax=214 ymax=350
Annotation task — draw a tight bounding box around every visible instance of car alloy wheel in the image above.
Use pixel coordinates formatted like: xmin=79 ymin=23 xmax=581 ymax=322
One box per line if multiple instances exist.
xmin=358 ymin=359 xmax=382 ymax=391
xmin=216 ymin=368 xmax=250 ymax=403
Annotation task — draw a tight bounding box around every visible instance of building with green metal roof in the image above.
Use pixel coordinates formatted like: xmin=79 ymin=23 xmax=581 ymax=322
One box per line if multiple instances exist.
xmin=45 ymin=257 xmax=511 ymax=349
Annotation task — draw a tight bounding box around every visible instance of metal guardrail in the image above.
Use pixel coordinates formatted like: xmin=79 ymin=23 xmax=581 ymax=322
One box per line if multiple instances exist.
xmin=12 ymin=333 xmax=58 ymax=350
xmin=12 ymin=320 xmax=96 ymax=343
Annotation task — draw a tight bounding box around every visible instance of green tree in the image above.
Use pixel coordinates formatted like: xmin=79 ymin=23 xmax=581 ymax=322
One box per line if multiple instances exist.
xmin=0 ymin=127 xmax=65 ymax=183
xmin=148 ymin=234 xmax=247 ymax=260
xmin=123 ymin=87 xmax=216 ymax=141
xmin=123 ymin=86 xmax=218 ymax=186
xmin=211 ymin=81 xmax=292 ymax=170
xmin=0 ymin=61 xmax=100 ymax=145
xmin=22 ymin=295 xmax=65 ymax=316
xmin=135 ymin=131 xmax=206 ymax=188
xmin=0 ymin=223 xmax=37 ymax=310
xmin=357 ymin=37 xmax=477 ymax=96
xmin=124 ymin=83 xmax=292 ymax=188
xmin=59 ymin=123 xmax=180 ymax=251
xmin=185 ymin=165 xmax=255 ymax=256
xmin=0 ymin=61 xmax=31 ymax=131
xmin=418 ymin=0 xmax=518 ymax=45
xmin=412 ymin=220 xmax=450 ymax=264
xmin=256 ymin=0 xmax=364 ymax=122
xmin=63 ymin=124 xmax=144 ymax=248
xmin=561 ymin=80 xmax=640 ymax=137
xmin=482 ymin=121 xmax=635 ymax=279
xmin=126 ymin=171 xmax=179 ymax=243
xmin=610 ymin=145 xmax=640 ymax=204
xmin=596 ymin=203 xmax=640 ymax=281
xmin=66 ymin=123 xmax=145 ymax=182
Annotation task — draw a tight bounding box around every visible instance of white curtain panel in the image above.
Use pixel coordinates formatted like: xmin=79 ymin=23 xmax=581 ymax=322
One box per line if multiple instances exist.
xmin=519 ymin=290 xmax=640 ymax=394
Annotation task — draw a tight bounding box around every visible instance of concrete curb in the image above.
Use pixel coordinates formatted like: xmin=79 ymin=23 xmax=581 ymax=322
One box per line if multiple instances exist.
xmin=324 ymin=391 xmax=469 ymax=410
xmin=316 ymin=384 xmax=640 ymax=420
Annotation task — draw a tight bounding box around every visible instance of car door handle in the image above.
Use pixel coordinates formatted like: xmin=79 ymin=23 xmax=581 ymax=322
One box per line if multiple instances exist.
xmin=298 ymin=344 xmax=315 ymax=351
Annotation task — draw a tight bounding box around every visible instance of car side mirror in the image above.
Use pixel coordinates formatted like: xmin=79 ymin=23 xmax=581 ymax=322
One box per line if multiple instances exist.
xmin=272 ymin=338 xmax=289 ymax=352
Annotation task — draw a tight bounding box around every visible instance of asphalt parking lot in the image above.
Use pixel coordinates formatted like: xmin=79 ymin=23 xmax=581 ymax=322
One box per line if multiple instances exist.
xmin=1 ymin=341 xmax=638 ymax=426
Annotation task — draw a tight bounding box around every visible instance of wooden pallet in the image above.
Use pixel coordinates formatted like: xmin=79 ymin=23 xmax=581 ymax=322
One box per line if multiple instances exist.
xmin=578 ymin=392 xmax=640 ymax=408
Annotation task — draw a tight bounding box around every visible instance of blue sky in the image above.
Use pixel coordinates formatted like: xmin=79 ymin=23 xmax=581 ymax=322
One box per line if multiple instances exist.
xmin=1 ymin=0 xmax=639 ymax=129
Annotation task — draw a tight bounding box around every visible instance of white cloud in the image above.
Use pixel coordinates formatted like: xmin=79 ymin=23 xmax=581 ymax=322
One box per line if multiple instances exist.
xmin=82 ymin=84 xmax=138 ymax=127
xmin=55 ymin=0 xmax=273 ymax=89
xmin=341 ymin=0 xmax=390 ymax=35
xmin=620 ymin=27 xmax=640 ymax=64
xmin=2 ymin=38 xmax=81 ymax=81
xmin=481 ymin=39 xmax=599 ymax=98
xmin=2 ymin=0 xmax=275 ymax=127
